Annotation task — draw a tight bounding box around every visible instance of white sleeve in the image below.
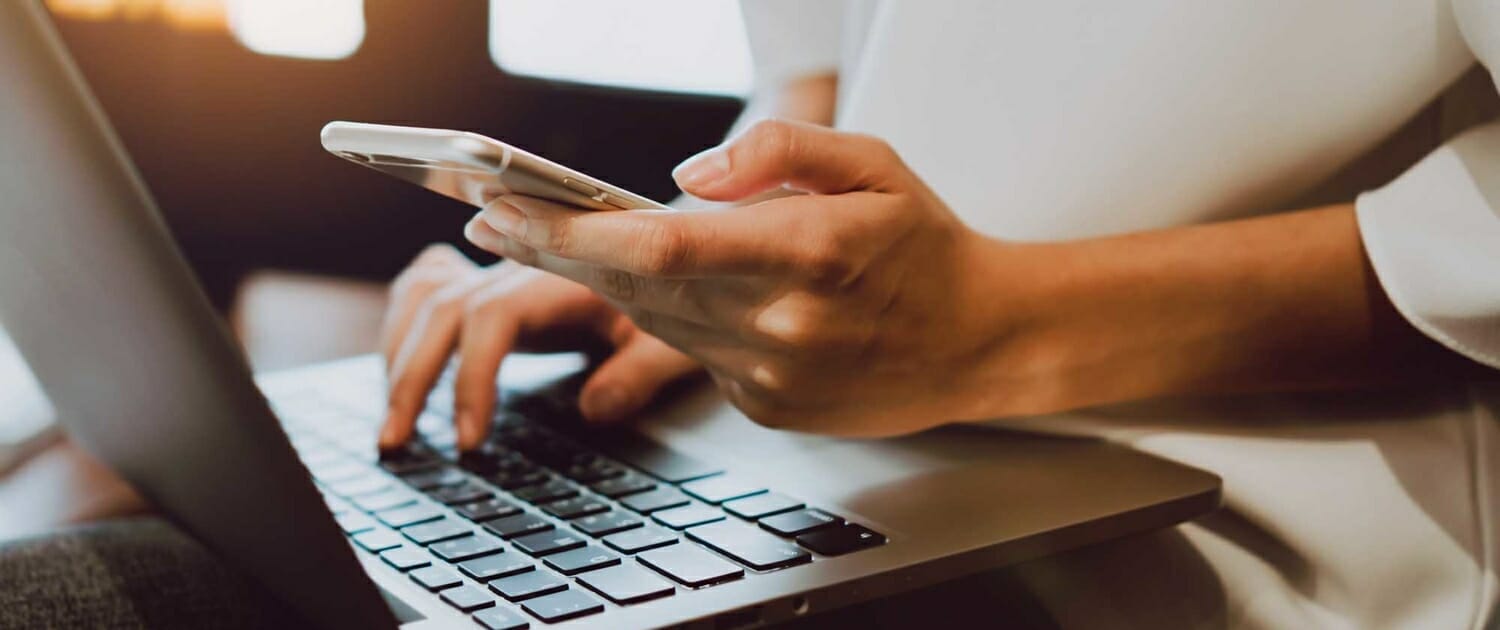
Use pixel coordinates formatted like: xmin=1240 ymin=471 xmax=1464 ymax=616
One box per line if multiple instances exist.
xmin=1356 ymin=121 xmax=1500 ymax=369
xmin=1355 ymin=0 xmax=1500 ymax=369
xmin=739 ymin=0 xmax=843 ymax=89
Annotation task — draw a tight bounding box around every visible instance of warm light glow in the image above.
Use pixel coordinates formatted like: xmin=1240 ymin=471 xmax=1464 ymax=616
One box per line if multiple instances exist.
xmin=45 ymin=0 xmax=119 ymax=21
xmin=489 ymin=0 xmax=753 ymax=96
xmin=46 ymin=0 xmax=226 ymax=30
xmin=161 ymin=0 xmax=226 ymax=30
xmin=226 ymin=0 xmax=364 ymax=60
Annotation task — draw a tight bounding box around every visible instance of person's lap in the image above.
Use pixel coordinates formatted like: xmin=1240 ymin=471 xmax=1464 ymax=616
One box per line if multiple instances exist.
xmin=0 ymin=517 xmax=300 ymax=629
xmin=0 ymin=515 xmax=1226 ymax=629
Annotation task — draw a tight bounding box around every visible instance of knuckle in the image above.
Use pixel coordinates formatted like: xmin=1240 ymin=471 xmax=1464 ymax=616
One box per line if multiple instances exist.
xmin=749 ymin=306 xmax=841 ymax=353
xmin=747 ymin=119 xmax=797 ymax=157
xmin=543 ymin=218 xmax=572 ymax=255
xmin=594 ymin=267 xmax=640 ymax=301
xmin=801 ymin=240 xmax=857 ymax=288
xmin=635 ymin=221 xmax=693 ymax=276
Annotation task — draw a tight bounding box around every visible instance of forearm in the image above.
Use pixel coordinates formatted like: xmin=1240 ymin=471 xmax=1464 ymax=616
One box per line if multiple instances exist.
xmin=968 ymin=204 xmax=1466 ymax=417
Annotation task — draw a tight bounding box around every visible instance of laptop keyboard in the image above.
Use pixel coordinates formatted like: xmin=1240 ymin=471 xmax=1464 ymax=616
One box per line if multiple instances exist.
xmin=280 ymin=389 xmax=887 ymax=627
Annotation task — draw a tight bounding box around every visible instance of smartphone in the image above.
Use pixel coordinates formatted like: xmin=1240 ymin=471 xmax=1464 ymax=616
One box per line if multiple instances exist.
xmin=320 ymin=121 xmax=668 ymax=211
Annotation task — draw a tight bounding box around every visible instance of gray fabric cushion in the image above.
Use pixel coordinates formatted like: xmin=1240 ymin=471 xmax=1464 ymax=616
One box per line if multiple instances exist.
xmin=0 ymin=518 xmax=301 ymax=629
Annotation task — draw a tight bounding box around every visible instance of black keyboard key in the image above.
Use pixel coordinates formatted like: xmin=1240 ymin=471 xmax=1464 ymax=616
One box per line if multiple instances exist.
xmin=335 ymin=512 xmax=376 ymax=535
xmin=680 ymin=476 xmax=767 ymax=504
xmin=489 ymin=570 xmax=567 ymax=602
xmin=401 ymin=467 xmax=467 ymax=491
xmin=459 ymin=553 xmax=534 ymax=582
xmin=540 ymin=496 xmax=609 ymax=520
xmin=378 ymin=546 xmax=432 ymax=571
xmin=402 ymin=517 xmax=473 ymax=545
xmin=722 ymin=493 xmax=803 ymax=520
xmin=408 ymin=565 xmax=463 ymax=591
xmin=430 ymin=533 xmax=504 ymax=562
xmin=483 ymin=513 xmax=554 ymax=540
xmin=380 ymin=445 xmax=443 ymax=476
xmin=687 ymin=521 xmax=811 ymax=571
xmin=488 ymin=469 xmax=549 ymax=491
xmin=573 ymin=511 xmax=642 ymax=538
xmin=511 ymin=479 xmax=578 ymax=504
xmin=352 ymin=529 xmax=404 ymax=553
xmin=589 ymin=474 xmax=656 ymax=499
xmin=457 ymin=444 xmax=515 ymax=475
xmin=543 ymin=545 xmax=620 ymax=575
xmin=456 ymin=498 xmax=521 ymax=522
xmin=759 ymin=509 xmax=842 ymax=537
xmin=440 ymin=584 xmax=497 ymax=612
xmin=472 ymin=606 xmax=531 ymax=630
xmin=520 ymin=589 xmax=604 ymax=623
xmin=576 ymin=563 xmax=675 ymax=604
xmin=426 ymin=481 xmax=493 ymax=505
xmin=352 ymin=489 xmax=419 ymax=513
xmin=376 ymin=503 xmax=446 ymax=529
xmin=637 ymin=544 xmax=744 ymax=587
xmin=797 ymin=523 xmax=887 ymax=556
xmin=606 ymin=436 xmax=723 ymax=483
xmin=602 ymin=526 xmax=678 ymax=554
xmin=511 ymin=530 xmax=586 ymax=557
xmin=620 ymin=488 xmax=690 ymax=514
xmin=559 ymin=459 xmax=626 ymax=483
xmin=652 ymin=504 xmax=726 ymax=530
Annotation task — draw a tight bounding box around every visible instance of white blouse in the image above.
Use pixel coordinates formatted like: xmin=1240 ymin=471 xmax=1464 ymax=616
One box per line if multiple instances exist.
xmin=742 ymin=1 xmax=1500 ymax=628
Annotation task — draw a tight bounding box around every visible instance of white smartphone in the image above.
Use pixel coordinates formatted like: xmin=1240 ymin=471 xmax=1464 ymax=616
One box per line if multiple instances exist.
xmin=320 ymin=121 xmax=669 ymax=211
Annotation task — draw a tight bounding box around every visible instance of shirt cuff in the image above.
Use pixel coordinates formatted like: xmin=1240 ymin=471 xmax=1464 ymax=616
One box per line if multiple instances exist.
xmin=1356 ymin=122 xmax=1500 ymax=369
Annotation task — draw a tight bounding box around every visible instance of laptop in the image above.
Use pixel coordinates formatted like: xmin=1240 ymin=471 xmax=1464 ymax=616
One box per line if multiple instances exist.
xmin=0 ymin=2 xmax=1221 ymax=628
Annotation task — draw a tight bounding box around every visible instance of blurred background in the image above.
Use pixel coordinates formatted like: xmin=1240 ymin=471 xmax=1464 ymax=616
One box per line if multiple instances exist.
xmin=44 ymin=0 xmax=748 ymax=309
xmin=0 ymin=0 xmax=751 ymax=487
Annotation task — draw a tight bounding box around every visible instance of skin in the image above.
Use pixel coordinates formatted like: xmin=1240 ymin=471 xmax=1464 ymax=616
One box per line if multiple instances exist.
xmin=380 ymin=74 xmax=838 ymax=450
xmin=380 ymin=74 xmax=1462 ymax=450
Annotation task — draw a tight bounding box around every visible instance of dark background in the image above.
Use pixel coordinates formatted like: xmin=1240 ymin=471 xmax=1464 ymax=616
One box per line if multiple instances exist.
xmin=50 ymin=0 xmax=744 ymax=309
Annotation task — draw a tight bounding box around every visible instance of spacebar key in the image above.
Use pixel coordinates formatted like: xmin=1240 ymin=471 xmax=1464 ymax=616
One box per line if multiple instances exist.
xmin=686 ymin=521 xmax=811 ymax=571
xmin=604 ymin=434 xmax=722 ymax=483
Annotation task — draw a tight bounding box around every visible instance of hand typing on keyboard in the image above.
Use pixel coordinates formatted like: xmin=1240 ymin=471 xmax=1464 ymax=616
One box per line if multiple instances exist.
xmin=378 ymin=244 xmax=700 ymax=451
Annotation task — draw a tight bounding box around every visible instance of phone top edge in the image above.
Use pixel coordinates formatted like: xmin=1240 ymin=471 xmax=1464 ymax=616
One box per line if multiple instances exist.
xmin=321 ymin=121 xmax=670 ymax=210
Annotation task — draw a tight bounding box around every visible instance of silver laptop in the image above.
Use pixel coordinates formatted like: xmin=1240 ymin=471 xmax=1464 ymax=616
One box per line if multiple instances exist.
xmin=0 ymin=2 xmax=1221 ymax=628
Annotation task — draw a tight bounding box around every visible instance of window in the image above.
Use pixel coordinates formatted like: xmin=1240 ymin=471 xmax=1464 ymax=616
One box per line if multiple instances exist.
xmin=226 ymin=0 xmax=365 ymax=60
xmin=489 ymin=0 xmax=752 ymax=97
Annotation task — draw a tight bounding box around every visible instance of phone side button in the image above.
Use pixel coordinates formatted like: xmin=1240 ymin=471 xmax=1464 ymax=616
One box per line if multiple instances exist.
xmin=561 ymin=177 xmax=599 ymax=198
xmin=599 ymin=192 xmax=634 ymax=209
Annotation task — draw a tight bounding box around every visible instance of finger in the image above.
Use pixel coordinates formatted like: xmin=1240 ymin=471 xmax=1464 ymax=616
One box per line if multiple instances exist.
xmin=672 ymin=119 xmax=909 ymax=201
xmin=467 ymin=215 xmax=753 ymax=325
xmin=474 ymin=193 xmax=886 ymax=280
xmin=450 ymin=274 xmax=534 ymax=451
xmin=382 ymin=247 xmax=481 ymax=362
xmin=578 ymin=331 xmax=700 ymax=424
xmin=452 ymin=305 xmax=517 ymax=451
xmin=380 ymin=283 xmax=478 ymax=449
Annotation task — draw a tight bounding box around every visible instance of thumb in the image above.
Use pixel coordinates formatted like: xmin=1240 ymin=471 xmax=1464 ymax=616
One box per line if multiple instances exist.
xmin=578 ymin=332 xmax=700 ymax=424
xmin=672 ymin=119 xmax=907 ymax=202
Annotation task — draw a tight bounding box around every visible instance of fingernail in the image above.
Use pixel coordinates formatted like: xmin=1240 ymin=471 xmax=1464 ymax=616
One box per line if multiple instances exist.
xmin=672 ymin=147 xmax=730 ymax=190
xmin=582 ymin=387 xmax=629 ymax=423
xmin=482 ymin=199 xmax=524 ymax=237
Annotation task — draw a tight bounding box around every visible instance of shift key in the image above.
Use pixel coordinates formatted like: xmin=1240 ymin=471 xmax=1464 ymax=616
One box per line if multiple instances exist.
xmin=686 ymin=521 xmax=810 ymax=571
